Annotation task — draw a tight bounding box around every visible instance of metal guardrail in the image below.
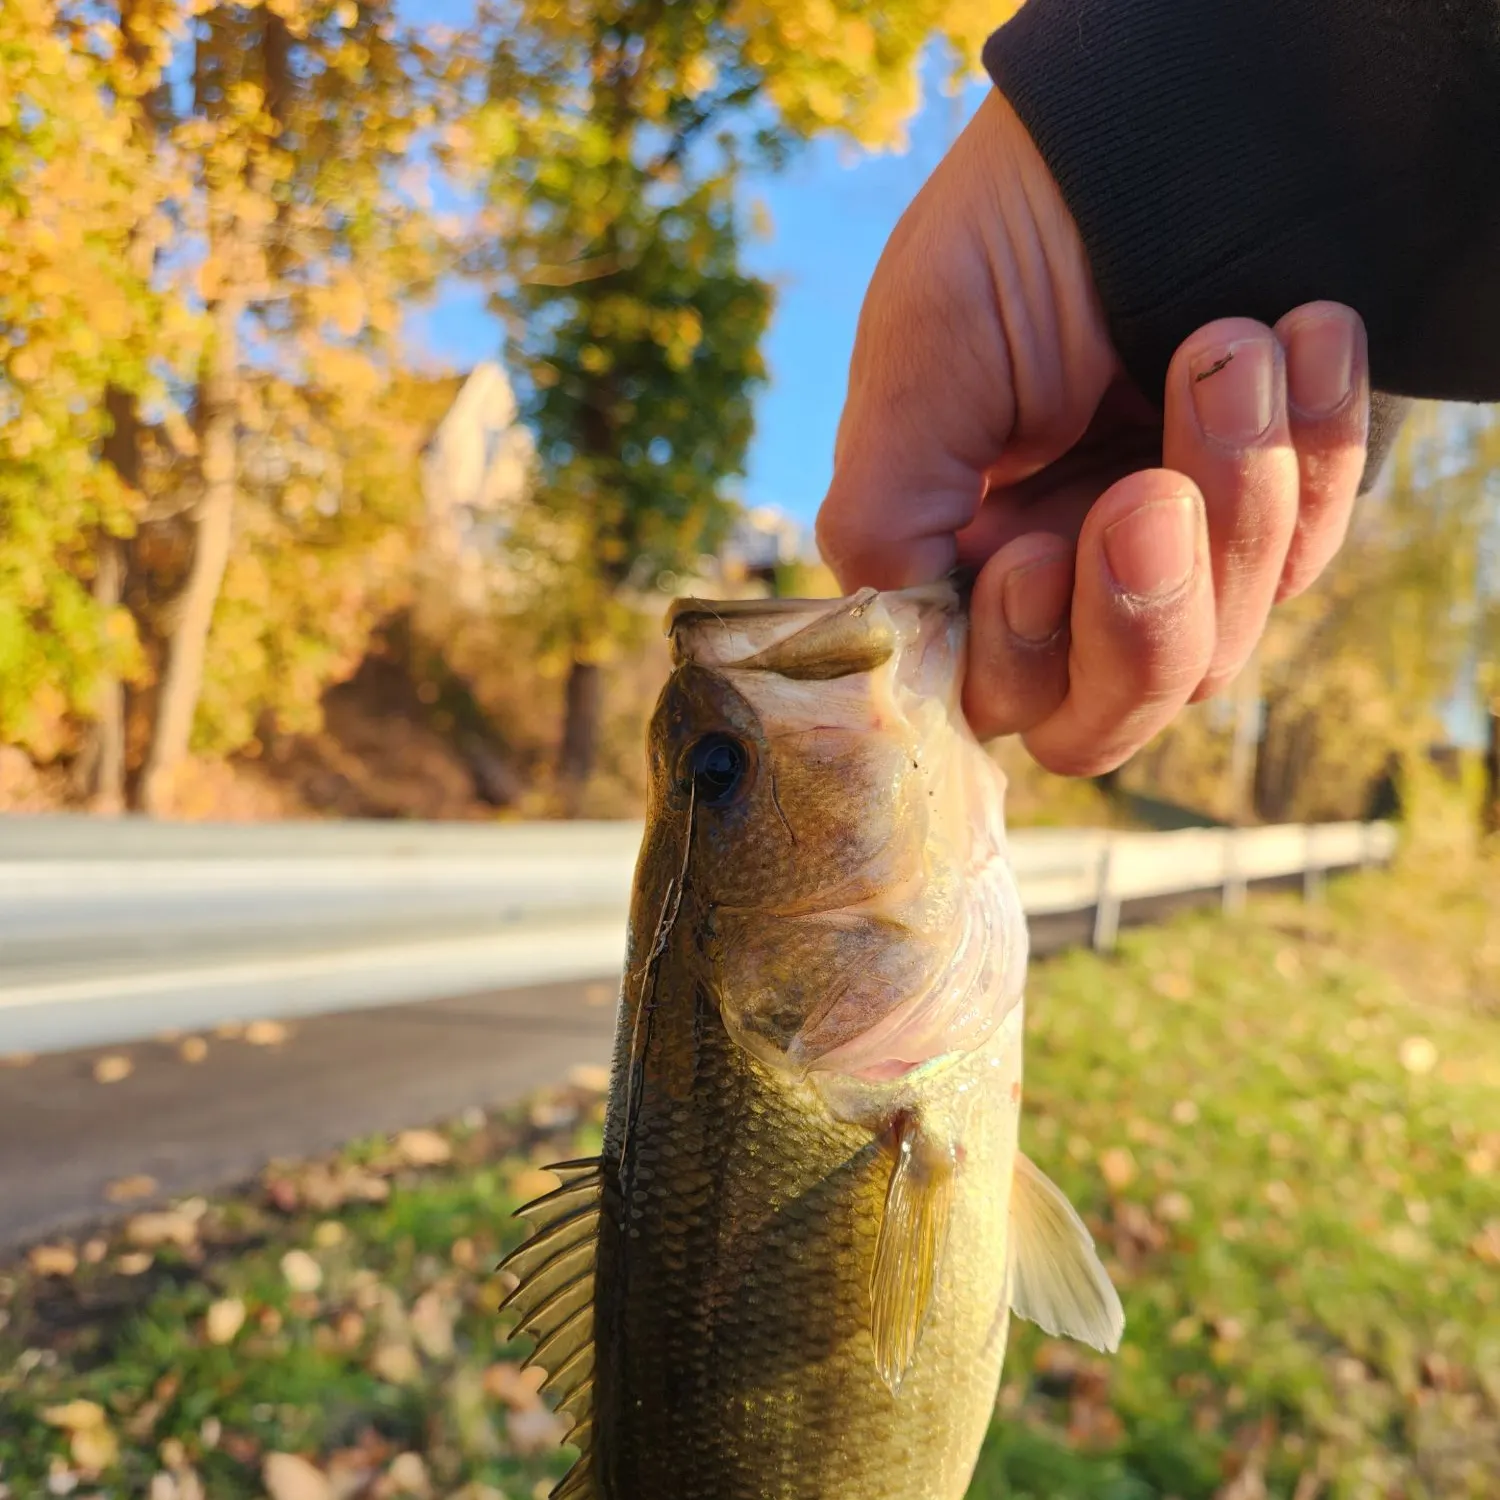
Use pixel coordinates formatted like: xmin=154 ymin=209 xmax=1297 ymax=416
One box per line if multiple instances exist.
xmin=0 ymin=816 xmax=1398 ymax=1058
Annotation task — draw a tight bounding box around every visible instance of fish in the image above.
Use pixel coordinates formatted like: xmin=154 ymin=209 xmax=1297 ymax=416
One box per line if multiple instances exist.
xmin=498 ymin=580 xmax=1124 ymax=1500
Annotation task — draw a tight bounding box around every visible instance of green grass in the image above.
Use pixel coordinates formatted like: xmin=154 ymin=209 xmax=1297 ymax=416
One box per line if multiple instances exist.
xmin=3 ymin=852 xmax=1498 ymax=1499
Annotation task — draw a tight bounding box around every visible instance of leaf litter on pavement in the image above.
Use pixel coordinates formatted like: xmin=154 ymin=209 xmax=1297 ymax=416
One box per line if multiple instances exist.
xmin=1 ymin=851 xmax=1498 ymax=1499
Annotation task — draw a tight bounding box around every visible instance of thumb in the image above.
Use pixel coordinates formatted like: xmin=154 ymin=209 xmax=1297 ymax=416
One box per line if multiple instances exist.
xmin=816 ymin=90 xmax=1114 ymax=591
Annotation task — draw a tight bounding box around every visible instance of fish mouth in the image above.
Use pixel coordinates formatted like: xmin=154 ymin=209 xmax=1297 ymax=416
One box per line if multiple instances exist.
xmin=666 ymin=581 xmax=963 ymax=678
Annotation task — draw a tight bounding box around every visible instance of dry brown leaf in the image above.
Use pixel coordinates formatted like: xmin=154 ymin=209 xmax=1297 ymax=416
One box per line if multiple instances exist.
xmin=1156 ymin=1191 xmax=1193 ymax=1224
xmin=126 ymin=1209 xmax=199 ymax=1250
xmin=567 ymin=1063 xmax=611 ymax=1092
xmin=410 ymin=1290 xmax=455 ymax=1360
xmin=1469 ymin=1221 xmax=1500 ymax=1265
xmin=263 ymin=1451 xmax=334 ymax=1500
xmin=42 ymin=1399 xmax=109 ymax=1431
xmin=204 ymin=1297 xmax=247 ymax=1345
xmin=483 ymin=1361 xmax=546 ymax=1410
xmin=105 ymin=1174 xmax=159 ymax=1203
xmin=378 ymin=1452 xmax=431 ymax=1498
xmin=370 ymin=1340 xmax=422 ymax=1385
xmin=1099 ymin=1146 xmax=1137 ymax=1192
xmin=506 ymin=1404 xmax=567 ymax=1456
xmin=1398 ymin=1035 xmax=1438 ymax=1075
xmin=29 ymin=1243 xmax=78 ymax=1277
xmin=94 ymin=1054 xmax=133 ymax=1083
xmin=281 ymin=1250 xmax=323 ymax=1293
xmin=395 ymin=1129 xmax=451 ymax=1167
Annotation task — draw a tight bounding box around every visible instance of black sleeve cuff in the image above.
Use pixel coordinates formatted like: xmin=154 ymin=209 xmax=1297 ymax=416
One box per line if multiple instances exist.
xmin=983 ymin=0 xmax=1500 ymax=437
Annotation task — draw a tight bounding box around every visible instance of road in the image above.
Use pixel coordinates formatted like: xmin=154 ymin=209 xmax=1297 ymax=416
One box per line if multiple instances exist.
xmin=0 ymin=894 xmax=1239 ymax=1255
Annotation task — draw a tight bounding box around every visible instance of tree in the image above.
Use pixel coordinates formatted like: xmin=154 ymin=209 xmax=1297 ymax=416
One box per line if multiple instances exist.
xmin=465 ymin=0 xmax=1021 ymax=812
xmin=0 ymin=0 xmax=188 ymax=773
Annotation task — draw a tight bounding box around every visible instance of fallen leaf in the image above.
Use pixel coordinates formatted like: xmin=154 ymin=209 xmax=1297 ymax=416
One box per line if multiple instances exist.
xmin=410 ymin=1289 xmax=455 ymax=1360
xmin=507 ymin=1404 xmax=567 ymax=1456
xmin=105 ymin=1174 xmax=158 ymax=1203
xmin=263 ymin=1452 xmax=333 ymax=1500
xmin=1398 ymin=1035 xmax=1437 ymax=1075
xmin=483 ymin=1361 xmax=546 ymax=1410
xmin=42 ymin=1400 xmax=109 ymax=1431
xmin=177 ymin=1038 xmax=208 ymax=1064
xmin=204 ymin=1297 xmax=246 ymax=1345
xmin=281 ymin=1250 xmax=323 ymax=1293
xmin=126 ymin=1209 xmax=199 ymax=1250
xmin=370 ymin=1340 xmax=421 ymax=1385
xmin=244 ymin=1019 xmax=290 ymax=1046
xmin=71 ymin=1420 xmax=121 ymax=1472
xmin=1469 ymin=1221 xmax=1500 ymax=1265
xmin=529 ymin=1098 xmax=577 ymax=1129
xmin=93 ymin=1054 xmax=133 ymax=1084
xmin=29 ymin=1244 xmax=78 ymax=1277
xmin=1156 ymin=1191 xmax=1193 ymax=1224
xmin=1099 ymin=1146 xmax=1136 ymax=1192
xmin=379 ymin=1452 xmax=431 ymax=1498
xmin=394 ymin=1129 xmax=451 ymax=1167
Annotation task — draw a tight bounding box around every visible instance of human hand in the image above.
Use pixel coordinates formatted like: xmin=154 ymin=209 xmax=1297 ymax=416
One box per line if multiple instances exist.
xmin=816 ymin=90 xmax=1371 ymax=776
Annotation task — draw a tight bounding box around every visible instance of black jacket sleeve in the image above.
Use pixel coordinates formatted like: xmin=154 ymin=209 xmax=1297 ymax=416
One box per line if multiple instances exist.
xmin=984 ymin=0 xmax=1500 ymax=481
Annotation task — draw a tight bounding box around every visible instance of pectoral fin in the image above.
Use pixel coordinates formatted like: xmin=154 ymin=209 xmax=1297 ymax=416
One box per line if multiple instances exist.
xmin=1008 ymin=1151 xmax=1125 ymax=1353
xmin=870 ymin=1117 xmax=955 ymax=1395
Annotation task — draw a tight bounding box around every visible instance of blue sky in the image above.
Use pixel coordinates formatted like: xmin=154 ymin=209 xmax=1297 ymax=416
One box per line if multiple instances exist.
xmin=401 ymin=16 xmax=991 ymax=529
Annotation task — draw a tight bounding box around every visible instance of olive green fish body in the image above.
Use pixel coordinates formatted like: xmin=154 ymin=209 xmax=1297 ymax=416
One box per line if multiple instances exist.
xmin=499 ymin=584 xmax=1124 ymax=1500
xmin=591 ymin=940 xmax=1024 ymax=1498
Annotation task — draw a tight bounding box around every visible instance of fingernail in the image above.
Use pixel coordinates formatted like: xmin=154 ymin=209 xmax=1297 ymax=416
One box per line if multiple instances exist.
xmin=1285 ymin=312 xmax=1355 ymax=417
xmin=1190 ymin=337 xmax=1276 ymax=444
xmin=1001 ymin=552 xmax=1072 ymax=644
xmin=1103 ymin=493 xmax=1199 ymax=600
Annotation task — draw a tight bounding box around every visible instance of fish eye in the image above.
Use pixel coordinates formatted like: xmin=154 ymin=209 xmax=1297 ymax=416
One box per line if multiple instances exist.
xmin=689 ymin=733 xmax=749 ymax=807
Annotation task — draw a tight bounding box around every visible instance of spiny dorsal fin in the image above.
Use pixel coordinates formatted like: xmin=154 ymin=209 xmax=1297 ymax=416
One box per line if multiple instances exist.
xmin=869 ymin=1116 xmax=955 ymax=1396
xmin=1008 ymin=1151 xmax=1125 ymax=1354
xmin=496 ymin=1157 xmax=603 ymax=1500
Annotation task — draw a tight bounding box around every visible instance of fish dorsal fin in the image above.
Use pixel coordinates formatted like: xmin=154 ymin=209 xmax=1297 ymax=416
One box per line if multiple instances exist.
xmin=496 ymin=1157 xmax=603 ymax=1500
xmin=1008 ymin=1151 xmax=1125 ymax=1354
xmin=869 ymin=1117 xmax=955 ymax=1396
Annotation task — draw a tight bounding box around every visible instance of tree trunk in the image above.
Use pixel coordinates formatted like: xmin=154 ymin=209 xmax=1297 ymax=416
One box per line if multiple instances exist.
xmin=135 ymin=296 xmax=240 ymax=814
xmin=1483 ymin=701 xmax=1500 ymax=837
xmin=1226 ymin=650 xmax=1262 ymax=823
xmin=557 ymin=656 xmax=603 ymax=816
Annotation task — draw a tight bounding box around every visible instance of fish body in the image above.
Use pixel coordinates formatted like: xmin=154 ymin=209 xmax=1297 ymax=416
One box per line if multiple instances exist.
xmin=501 ymin=583 xmax=1123 ymax=1500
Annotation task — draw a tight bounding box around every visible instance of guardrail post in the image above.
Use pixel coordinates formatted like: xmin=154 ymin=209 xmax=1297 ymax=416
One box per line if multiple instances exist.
xmin=1092 ymin=842 xmax=1119 ymax=953
xmin=1302 ymin=826 xmax=1325 ymax=903
xmin=1221 ymin=828 xmax=1246 ymax=914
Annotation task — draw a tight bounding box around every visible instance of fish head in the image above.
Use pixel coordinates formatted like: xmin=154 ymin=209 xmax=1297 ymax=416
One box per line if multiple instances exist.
xmin=643 ymin=582 xmax=1028 ymax=1092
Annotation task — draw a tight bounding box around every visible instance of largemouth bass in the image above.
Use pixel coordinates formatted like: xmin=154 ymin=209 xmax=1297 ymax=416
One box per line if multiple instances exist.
xmin=500 ymin=582 xmax=1124 ymax=1499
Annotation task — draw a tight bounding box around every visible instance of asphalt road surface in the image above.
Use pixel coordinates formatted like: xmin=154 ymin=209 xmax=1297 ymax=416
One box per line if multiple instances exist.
xmin=0 ymin=977 xmax=619 ymax=1254
xmin=0 ymin=888 xmax=1282 ymax=1257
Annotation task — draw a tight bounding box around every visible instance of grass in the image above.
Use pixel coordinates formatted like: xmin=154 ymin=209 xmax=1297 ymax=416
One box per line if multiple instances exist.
xmin=2 ymin=846 xmax=1498 ymax=1500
